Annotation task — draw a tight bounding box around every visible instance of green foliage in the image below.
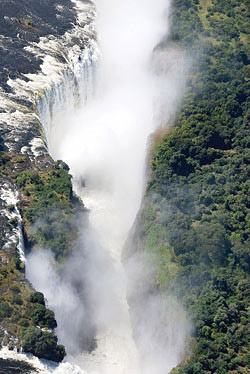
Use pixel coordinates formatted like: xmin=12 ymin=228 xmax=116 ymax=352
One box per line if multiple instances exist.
xmin=26 ymin=19 xmax=34 ymax=27
xmin=29 ymin=291 xmax=56 ymax=328
xmin=15 ymin=162 xmax=82 ymax=261
xmin=0 ymin=260 xmax=65 ymax=361
xmin=31 ymin=304 xmax=57 ymax=329
xmin=0 ymin=301 xmax=13 ymax=319
xmin=10 ymin=284 xmax=21 ymax=294
xmin=8 ymin=216 xmax=18 ymax=227
xmin=19 ymin=318 xmax=29 ymax=327
xmin=0 ymin=157 xmax=77 ymax=357
xmin=0 ymin=151 xmax=10 ymax=165
xmin=55 ymin=159 xmax=70 ymax=171
xmin=14 ymin=155 xmax=27 ymax=164
xmin=15 ymin=168 xmax=72 ymax=201
xmin=13 ymin=256 xmax=24 ymax=271
xmin=170 ymin=0 xmax=203 ymax=45
xmin=30 ymin=291 xmax=45 ymax=305
xmin=11 ymin=294 xmax=23 ymax=305
xmin=22 ymin=326 xmax=66 ymax=362
xmin=143 ymin=0 xmax=250 ymax=372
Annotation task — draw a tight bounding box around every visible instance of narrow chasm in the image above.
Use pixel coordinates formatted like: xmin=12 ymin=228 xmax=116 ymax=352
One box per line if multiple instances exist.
xmin=27 ymin=1 xmax=191 ymax=373
xmin=0 ymin=0 xmax=195 ymax=373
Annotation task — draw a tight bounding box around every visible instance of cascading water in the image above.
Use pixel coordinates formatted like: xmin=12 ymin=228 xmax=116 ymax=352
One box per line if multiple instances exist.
xmin=36 ymin=48 xmax=98 ymax=148
xmin=3 ymin=0 xmax=189 ymax=373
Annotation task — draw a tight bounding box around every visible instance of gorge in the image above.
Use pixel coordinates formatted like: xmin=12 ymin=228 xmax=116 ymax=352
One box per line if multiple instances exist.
xmin=0 ymin=0 xmax=249 ymax=374
xmin=0 ymin=0 xmax=188 ymax=373
xmin=26 ymin=0 xmax=189 ymax=373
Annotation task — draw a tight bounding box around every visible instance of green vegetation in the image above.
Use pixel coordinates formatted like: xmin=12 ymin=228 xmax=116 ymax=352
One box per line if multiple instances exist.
xmin=1 ymin=154 xmax=82 ymax=261
xmin=140 ymin=0 xmax=250 ymax=373
xmin=14 ymin=160 xmax=84 ymax=261
xmin=8 ymin=216 xmax=18 ymax=227
xmin=0 ymin=152 xmax=10 ymax=166
xmin=30 ymin=291 xmax=45 ymax=305
xmin=0 ymin=262 xmax=65 ymax=361
xmin=0 ymin=154 xmax=79 ymax=359
xmin=30 ymin=304 xmax=57 ymax=329
xmin=22 ymin=326 xmax=65 ymax=362
xmin=0 ymin=302 xmax=13 ymax=319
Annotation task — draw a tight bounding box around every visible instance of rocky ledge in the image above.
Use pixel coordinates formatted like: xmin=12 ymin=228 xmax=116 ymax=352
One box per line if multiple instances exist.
xmin=0 ymin=0 xmax=96 ymax=362
xmin=0 ymin=357 xmax=37 ymax=374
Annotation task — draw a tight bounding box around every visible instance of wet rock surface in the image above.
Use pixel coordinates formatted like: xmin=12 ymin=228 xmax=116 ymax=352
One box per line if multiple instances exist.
xmin=0 ymin=0 xmax=96 ymax=157
xmin=0 ymin=0 xmax=77 ymax=90
xmin=0 ymin=0 xmax=96 ymax=363
xmin=0 ymin=357 xmax=37 ymax=373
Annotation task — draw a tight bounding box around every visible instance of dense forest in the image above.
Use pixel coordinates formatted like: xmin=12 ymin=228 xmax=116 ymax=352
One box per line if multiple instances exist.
xmin=141 ymin=0 xmax=250 ymax=373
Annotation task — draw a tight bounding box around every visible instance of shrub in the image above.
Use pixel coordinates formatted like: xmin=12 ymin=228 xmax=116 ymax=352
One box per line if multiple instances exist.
xmin=19 ymin=318 xmax=29 ymax=327
xmin=8 ymin=217 xmax=18 ymax=227
xmin=0 ymin=302 xmax=13 ymax=319
xmin=31 ymin=304 xmax=57 ymax=329
xmin=10 ymin=285 xmax=21 ymax=294
xmin=14 ymin=257 xmax=24 ymax=271
xmin=12 ymin=294 xmax=23 ymax=305
xmin=22 ymin=327 xmax=66 ymax=362
xmin=0 ymin=152 xmax=10 ymax=165
xmin=30 ymin=292 xmax=45 ymax=306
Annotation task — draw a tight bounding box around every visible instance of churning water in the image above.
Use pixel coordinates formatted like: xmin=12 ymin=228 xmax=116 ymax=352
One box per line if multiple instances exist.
xmin=1 ymin=0 xmax=189 ymax=373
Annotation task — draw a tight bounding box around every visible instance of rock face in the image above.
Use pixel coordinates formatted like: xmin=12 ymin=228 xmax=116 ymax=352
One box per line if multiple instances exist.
xmin=0 ymin=0 xmax=97 ymax=156
xmin=0 ymin=0 xmax=97 ymax=362
xmin=0 ymin=357 xmax=36 ymax=374
xmin=0 ymin=0 xmax=76 ymax=88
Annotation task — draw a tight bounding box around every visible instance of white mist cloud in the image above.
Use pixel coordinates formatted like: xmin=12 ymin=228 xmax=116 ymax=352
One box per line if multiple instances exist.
xmin=27 ymin=0 xmax=190 ymax=373
xmin=49 ymin=0 xmax=186 ymax=246
xmin=124 ymin=250 xmax=191 ymax=374
xmin=26 ymin=248 xmax=92 ymax=356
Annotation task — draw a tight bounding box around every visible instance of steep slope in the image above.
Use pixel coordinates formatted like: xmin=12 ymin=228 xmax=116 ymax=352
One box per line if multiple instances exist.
xmin=0 ymin=0 xmax=95 ymax=361
xmin=126 ymin=1 xmax=250 ymax=373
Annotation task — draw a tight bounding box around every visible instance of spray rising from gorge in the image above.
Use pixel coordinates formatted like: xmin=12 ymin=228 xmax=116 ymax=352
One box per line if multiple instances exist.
xmin=26 ymin=0 xmax=189 ymax=373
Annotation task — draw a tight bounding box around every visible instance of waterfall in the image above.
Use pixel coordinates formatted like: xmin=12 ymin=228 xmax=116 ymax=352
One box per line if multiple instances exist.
xmin=36 ymin=49 xmax=99 ymax=152
xmin=33 ymin=11 xmax=142 ymax=374
xmin=0 ymin=182 xmax=26 ymax=263
xmin=0 ymin=0 xmax=190 ymax=373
